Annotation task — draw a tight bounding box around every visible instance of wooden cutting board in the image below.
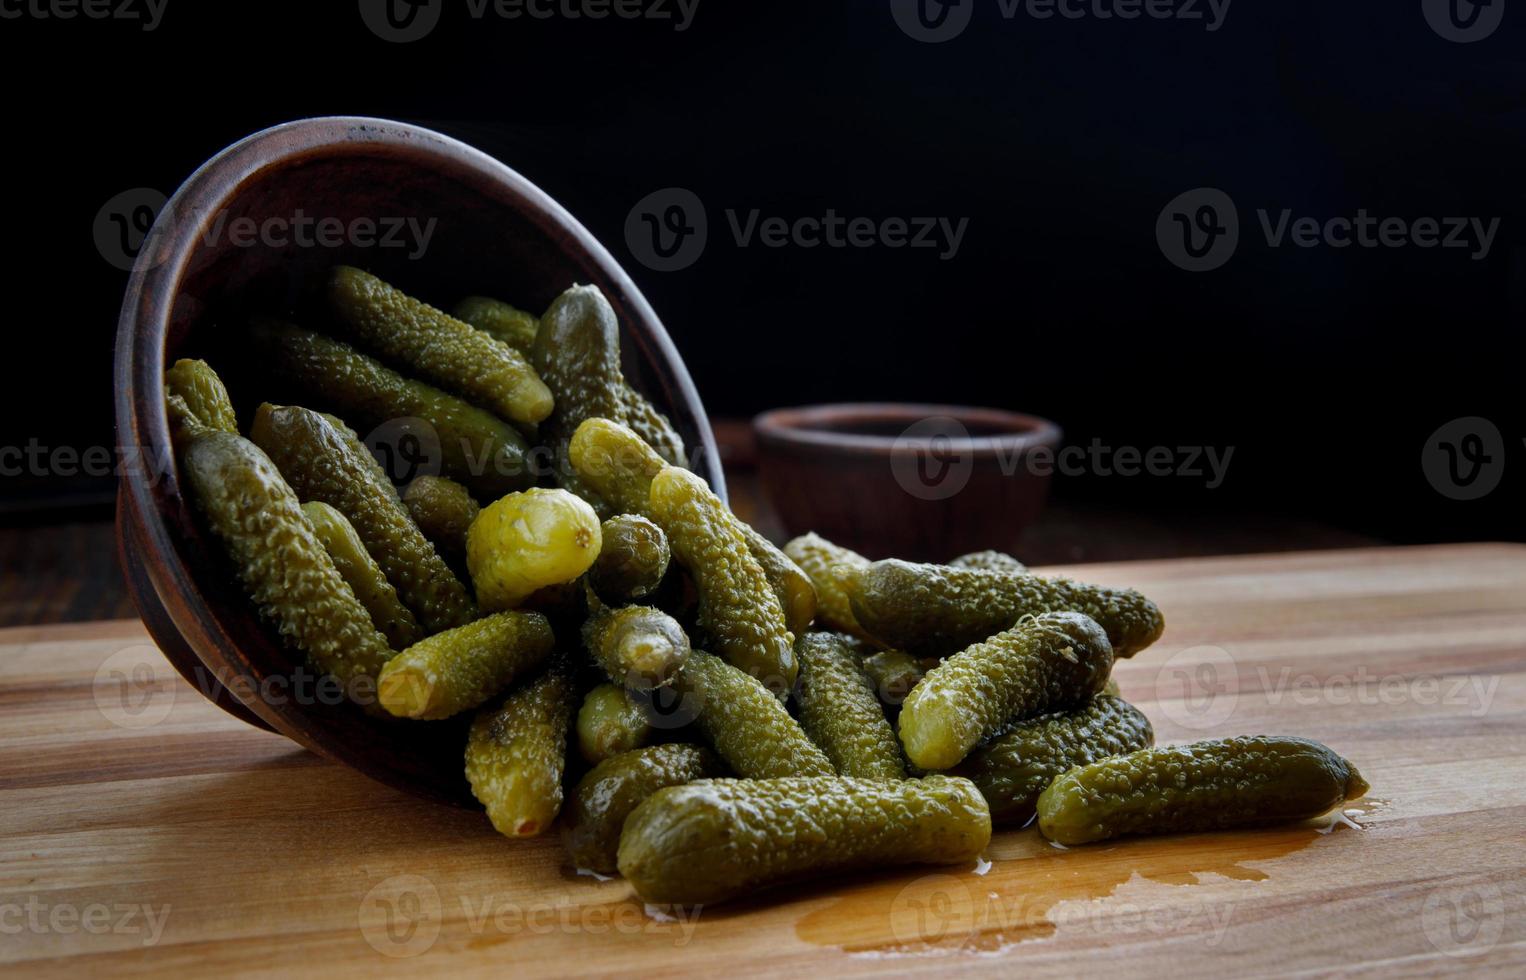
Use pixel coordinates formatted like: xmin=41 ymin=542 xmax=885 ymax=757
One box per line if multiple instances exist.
xmin=2 ymin=544 xmax=1523 ymax=977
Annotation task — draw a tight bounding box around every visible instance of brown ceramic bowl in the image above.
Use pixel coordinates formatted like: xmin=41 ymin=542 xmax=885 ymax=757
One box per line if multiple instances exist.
xmin=114 ymin=117 xmax=723 ymax=805
xmin=754 ymin=403 xmax=1061 ymax=562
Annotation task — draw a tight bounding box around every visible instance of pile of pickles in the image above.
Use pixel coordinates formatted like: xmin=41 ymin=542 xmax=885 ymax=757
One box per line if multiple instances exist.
xmin=165 ymin=266 xmax=1368 ymax=908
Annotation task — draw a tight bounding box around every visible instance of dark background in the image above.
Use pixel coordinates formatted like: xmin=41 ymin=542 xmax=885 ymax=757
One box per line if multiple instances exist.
xmin=1 ymin=0 xmax=1522 ymax=547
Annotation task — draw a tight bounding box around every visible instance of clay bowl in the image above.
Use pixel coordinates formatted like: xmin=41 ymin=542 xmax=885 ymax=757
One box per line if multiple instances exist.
xmin=753 ymin=403 xmax=1061 ymax=562
xmin=114 ymin=117 xmax=723 ymax=805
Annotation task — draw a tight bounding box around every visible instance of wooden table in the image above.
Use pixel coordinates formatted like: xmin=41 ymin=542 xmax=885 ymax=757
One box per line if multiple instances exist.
xmin=2 ymin=544 xmax=1522 ymax=976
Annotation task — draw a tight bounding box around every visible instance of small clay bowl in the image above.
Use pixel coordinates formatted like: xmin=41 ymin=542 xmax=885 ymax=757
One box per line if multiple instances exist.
xmin=753 ymin=403 xmax=1061 ymax=562
xmin=114 ymin=117 xmax=723 ymax=805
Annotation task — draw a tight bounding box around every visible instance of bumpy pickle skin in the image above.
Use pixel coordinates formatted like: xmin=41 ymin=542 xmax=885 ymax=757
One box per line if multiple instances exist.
xmin=250 ymin=404 xmax=476 ymax=634
xmin=952 ymin=694 xmax=1154 ymax=825
xmin=300 ymin=501 xmax=422 ymax=650
xmin=949 ymin=550 xmax=1027 ymax=574
xmin=616 ymin=383 xmax=685 ymax=466
xmin=465 ymin=663 xmax=577 ymax=838
xmin=466 ymin=488 xmax=603 ymax=611
xmin=326 ymin=266 xmax=553 ymax=426
xmin=452 ymin=295 xmax=540 ymax=352
xmin=402 ymin=475 xmax=480 ymax=563
xmin=582 ymin=604 xmax=691 ymax=690
xmin=899 ymin=611 xmax=1114 ymax=771
xmin=736 ymin=524 xmax=817 ymax=638
xmin=794 ymin=633 xmax=906 ymax=779
xmin=588 ymin=514 xmax=670 ymax=604
xmin=1036 ymin=736 xmax=1370 ymax=845
xmin=179 ymin=432 xmax=394 ymax=691
xmin=563 ymin=744 xmax=724 ymax=874
xmin=567 ymin=417 xmax=668 ymax=517
xmin=617 ymin=775 xmax=992 ymax=906
xmin=784 ymin=532 xmax=873 ymax=641
xmin=681 ymin=651 xmax=833 ymax=779
xmin=860 ymin=649 xmax=928 ymax=709
xmin=165 ymin=358 xmax=239 ymax=434
xmin=377 ymin=610 xmax=555 ymax=720
xmin=649 ymin=467 xmax=797 ymax=690
xmin=249 ymin=318 xmax=535 ymax=498
xmin=576 ymin=683 xmax=655 ymax=763
xmin=847 ymin=559 xmax=1165 ymax=659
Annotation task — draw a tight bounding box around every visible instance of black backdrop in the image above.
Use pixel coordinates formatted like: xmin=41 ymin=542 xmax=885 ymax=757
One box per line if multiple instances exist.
xmin=2 ymin=0 xmax=1521 ymax=544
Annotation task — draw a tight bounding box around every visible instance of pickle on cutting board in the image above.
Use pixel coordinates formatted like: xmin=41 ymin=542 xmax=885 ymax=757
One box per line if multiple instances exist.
xmin=1036 ymin=735 xmax=1370 ymax=845
xmin=784 ymin=532 xmax=873 ymax=641
xmin=563 ymin=744 xmax=724 ymax=874
xmin=617 ymin=775 xmax=991 ymax=905
xmin=377 ymin=610 xmax=555 ymax=720
xmin=465 ymin=662 xmax=577 ymax=838
xmin=300 ymin=500 xmax=422 ymax=651
xmin=466 ymin=488 xmax=602 ymax=612
xmin=681 ymin=650 xmax=833 ymax=779
xmin=898 ymin=611 xmax=1114 ymax=770
xmin=794 ymin=632 xmax=905 ymax=779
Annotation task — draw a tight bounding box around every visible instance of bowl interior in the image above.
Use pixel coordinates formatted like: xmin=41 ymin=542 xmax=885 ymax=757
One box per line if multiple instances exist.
xmin=116 ymin=117 xmax=721 ymax=805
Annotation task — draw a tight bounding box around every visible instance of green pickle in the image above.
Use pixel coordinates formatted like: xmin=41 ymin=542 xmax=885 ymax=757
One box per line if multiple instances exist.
xmin=860 ymin=648 xmax=928 ymax=709
xmin=588 ymin=514 xmax=670 ymax=604
xmin=847 ymin=559 xmax=1164 ymax=658
xmin=301 ymin=501 xmax=422 ymax=650
xmin=466 ymin=488 xmax=603 ymax=611
xmin=402 ymin=475 xmax=480 ymax=563
xmin=949 ymin=550 xmax=1027 ymax=574
xmin=250 ymin=318 xmax=535 ymax=497
xmin=582 ymin=604 xmax=691 ymax=690
xmin=681 ymin=651 xmax=833 ymax=779
xmin=736 ymin=523 xmax=817 ymax=638
xmin=179 ymin=431 xmax=393 ymax=691
xmin=794 ymin=633 xmax=906 ymax=779
xmin=567 ymin=417 xmax=667 ymax=516
xmin=784 ymin=532 xmax=873 ymax=641
xmin=1037 ymin=736 xmax=1370 ymax=845
xmin=649 ymin=467 xmax=796 ymax=690
xmin=453 ymin=295 xmax=540 ymax=352
xmin=952 ymin=694 xmax=1154 ymax=824
xmin=899 ymin=611 xmax=1114 ymax=770
xmin=377 ymin=611 xmax=555 ymax=720
xmin=465 ymin=662 xmax=577 ymax=838
xmin=165 ymin=358 xmax=238 ymax=434
xmin=250 ymin=403 xmax=476 ymax=634
xmin=563 ymin=744 xmax=724 ymax=874
xmin=617 ymin=775 xmax=992 ymax=905
xmin=327 ymin=266 xmax=553 ymax=426
xmin=616 ymin=383 xmax=685 ymax=465
xmin=576 ymin=683 xmax=655 ymax=763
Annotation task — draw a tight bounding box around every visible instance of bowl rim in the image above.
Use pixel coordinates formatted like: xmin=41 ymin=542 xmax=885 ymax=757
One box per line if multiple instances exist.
xmin=753 ymin=402 xmax=1063 ymax=458
xmin=113 ymin=115 xmax=723 ymax=803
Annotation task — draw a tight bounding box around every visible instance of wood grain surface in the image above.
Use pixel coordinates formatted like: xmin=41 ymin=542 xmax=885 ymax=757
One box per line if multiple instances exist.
xmin=1 ymin=544 xmax=1522 ymax=977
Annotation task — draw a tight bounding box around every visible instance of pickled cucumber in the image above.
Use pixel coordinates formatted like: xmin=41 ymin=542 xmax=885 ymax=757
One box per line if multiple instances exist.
xmin=179 ymin=431 xmax=393 ymax=691
xmin=327 ymin=266 xmax=553 ymax=426
xmin=794 ymin=633 xmax=905 ymax=779
xmin=300 ymin=501 xmax=422 ymax=650
xmin=250 ymin=318 xmax=535 ymax=498
xmin=952 ymin=694 xmax=1154 ymax=824
xmin=377 ymin=610 xmax=555 ymax=720
xmin=165 ymin=358 xmax=238 ymax=434
xmin=567 ymin=417 xmax=667 ymax=517
xmin=465 ymin=662 xmax=577 ymax=837
xmin=617 ymin=775 xmax=991 ymax=905
xmin=466 ymin=488 xmax=602 ymax=611
xmin=1036 ymin=736 xmax=1370 ymax=845
xmin=576 ymin=683 xmax=655 ymax=763
xmin=784 ymin=532 xmax=873 ymax=641
xmin=847 ymin=559 xmax=1164 ymax=658
xmin=899 ymin=611 xmax=1114 ymax=770
xmin=649 ymin=467 xmax=796 ymax=690
xmin=250 ymin=403 xmax=476 ymax=634
xmin=166 ymin=392 xmax=210 ymax=442
xmin=616 ymin=383 xmax=685 ymax=466
xmin=453 ymin=295 xmax=539 ymax=352
xmin=563 ymin=744 xmax=723 ymax=874
xmin=402 ymin=475 xmax=479 ymax=564
xmin=859 ymin=648 xmax=928 ymax=709
xmin=681 ymin=650 xmax=833 ymax=779
xmin=949 ymin=550 xmax=1027 ymax=574
xmin=582 ymin=604 xmax=690 ymax=691
xmin=736 ymin=524 xmax=817 ymax=638
xmin=588 ymin=514 xmax=670 ymax=604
